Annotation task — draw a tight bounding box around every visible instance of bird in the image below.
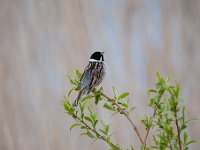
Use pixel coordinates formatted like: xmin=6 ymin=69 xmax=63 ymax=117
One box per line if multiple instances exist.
xmin=72 ymin=51 xmax=105 ymax=107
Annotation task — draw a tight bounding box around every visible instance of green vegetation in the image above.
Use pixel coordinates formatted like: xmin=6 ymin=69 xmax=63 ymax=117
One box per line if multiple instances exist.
xmin=63 ymin=70 xmax=195 ymax=150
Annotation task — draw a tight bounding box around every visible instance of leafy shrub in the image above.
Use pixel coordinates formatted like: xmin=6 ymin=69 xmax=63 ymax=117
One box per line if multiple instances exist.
xmin=63 ymin=71 xmax=195 ymax=150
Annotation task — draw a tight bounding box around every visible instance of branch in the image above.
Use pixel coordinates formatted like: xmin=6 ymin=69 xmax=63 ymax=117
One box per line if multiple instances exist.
xmin=143 ymin=93 xmax=163 ymax=148
xmin=101 ymin=93 xmax=144 ymax=145
xmin=167 ymin=135 xmax=173 ymax=150
xmin=74 ymin=111 xmax=121 ymax=150
xmin=143 ymin=107 xmax=157 ymax=148
xmin=174 ymin=102 xmax=182 ymax=150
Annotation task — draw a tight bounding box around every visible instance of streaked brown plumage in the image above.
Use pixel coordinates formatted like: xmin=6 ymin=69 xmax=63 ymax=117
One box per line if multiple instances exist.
xmin=73 ymin=52 xmax=105 ymax=107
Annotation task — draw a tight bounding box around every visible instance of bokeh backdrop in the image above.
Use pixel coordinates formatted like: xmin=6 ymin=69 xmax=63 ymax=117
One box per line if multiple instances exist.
xmin=0 ymin=0 xmax=200 ymax=149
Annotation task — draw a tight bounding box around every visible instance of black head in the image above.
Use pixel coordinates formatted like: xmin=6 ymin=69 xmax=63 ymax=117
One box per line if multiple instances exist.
xmin=90 ymin=51 xmax=104 ymax=61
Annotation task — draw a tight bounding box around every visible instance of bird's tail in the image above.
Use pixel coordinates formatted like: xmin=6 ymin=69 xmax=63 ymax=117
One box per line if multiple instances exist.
xmin=72 ymin=90 xmax=84 ymax=107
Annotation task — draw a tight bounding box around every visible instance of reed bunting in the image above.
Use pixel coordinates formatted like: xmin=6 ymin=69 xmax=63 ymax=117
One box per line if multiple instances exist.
xmin=73 ymin=51 xmax=105 ymax=107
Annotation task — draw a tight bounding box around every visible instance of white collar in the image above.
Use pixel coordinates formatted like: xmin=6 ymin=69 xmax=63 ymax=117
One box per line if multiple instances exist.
xmin=89 ymin=59 xmax=104 ymax=62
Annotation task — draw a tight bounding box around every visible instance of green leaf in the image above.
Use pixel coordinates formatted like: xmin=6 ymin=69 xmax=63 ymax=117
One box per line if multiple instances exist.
xmin=99 ymin=129 xmax=107 ymax=135
xmin=86 ymin=131 xmax=95 ymax=139
xmin=100 ymin=120 xmax=106 ymax=129
xmin=67 ymin=74 xmax=77 ymax=85
xmin=153 ymin=135 xmax=159 ymax=146
xmin=76 ymin=70 xmax=82 ymax=79
xmin=175 ymin=82 xmax=180 ymax=98
xmin=92 ymin=87 xmax=103 ymax=104
xmin=148 ymin=89 xmax=157 ymax=96
xmin=148 ymin=98 xmax=155 ymax=107
xmin=81 ymin=113 xmax=84 ymax=119
xmin=80 ymin=126 xmax=87 ymax=129
xmin=112 ymin=86 xmax=117 ymax=99
xmin=118 ymin=92 xmax=129 ymax=100
xmin=70 ymin=123 xmax=81 ymax=131
xmin=74 ymin=86 xmax=80 ymax=91
xmin=63 ymin=100 xmax=71 ymax=112
xmin=94 ymin=120 xmax=98 ymax=128
xmin=74 ymin=79 xmax=79 ymax=84
xmin=140 ymin=144 xmax=145 ymax=150
xmin=69 ymin=107 xmax=75 ymax=115
xmin=95 ymin=95 xmax=102 ymax=104
xmin=186 ymin=140 xmax=196 ymax=146
xmin=141 ymin=120 xmax=146 ymax=126
xmin=185 ymin=118 xmax=198 ymax=124
xmin=79 ymin=102 xmax=86 ymax=113
xmin=166 ymin=74 xmax=171 ymax=83
xmin=68 ymin=88 xmax=75 ymax=97
xmin=129 ymin=106 xmax=137 ymax=113
xmin=184 ymin=132 xmax=188 ymax=143
xmin=131 ymin=145 xmax=135 ymax=150
xmin=103 ymin=103 xmax=115 ymax=111
xmin=84 ymin=116 xmax=93 ymax=124
xmin=105 ymin=125 xmax=110 ymax=135
xmin=90 ymin=112 xmax=97 ymax=122
xmin=107 ymin=140 xmax=119 ymax=149
xmin=119 ymin=101 xmax=128 ymax=108
xmin=182 ymin=105 xmax=186 ymax=123
xmin=81 ymin=95 xmax=92 ymax=102
xmin=181 ymin=124 xmax=187 ymax=131
xmin=156 ymin=72 xmax=164 ymax=83
xmin=71 ymin=79 xmax=77 ymax=85
xmin=63 ymin=94 xmax=67 ymax=100
xmin=87 ymin=105 xmax=93 ymax=114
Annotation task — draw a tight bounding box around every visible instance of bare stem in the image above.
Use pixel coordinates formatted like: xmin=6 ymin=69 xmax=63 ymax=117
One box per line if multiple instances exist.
xmin=174 ymin=102 xmax=182 ymax=150
xmin=101 ymin=93 xmax=144 ymax=145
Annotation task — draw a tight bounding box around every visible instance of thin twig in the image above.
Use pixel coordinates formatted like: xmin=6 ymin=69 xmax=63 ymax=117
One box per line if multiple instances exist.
xmin=143 ymin=93 xmax=163 ymax=149
xmin=143 ymin=107 xmax=157 ymax=148
xmin=167 ymin=135 xmax=173 ymax=150
xmin=74 ymin=113 xmax=121 ymax=150
xmin=174 ymin=102 xmax=182 ymax=150
xmin=101 ymin=93 xmax=144 ymax=145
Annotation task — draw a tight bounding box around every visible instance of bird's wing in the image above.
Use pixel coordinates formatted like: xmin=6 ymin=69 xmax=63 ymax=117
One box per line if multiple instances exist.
xmin=79 ymin=63 xmax=92 ymax=89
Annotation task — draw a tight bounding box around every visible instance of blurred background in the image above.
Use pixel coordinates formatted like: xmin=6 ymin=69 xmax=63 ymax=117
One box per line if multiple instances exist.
xmin=0 ymin=0 xmax=200 ymax=149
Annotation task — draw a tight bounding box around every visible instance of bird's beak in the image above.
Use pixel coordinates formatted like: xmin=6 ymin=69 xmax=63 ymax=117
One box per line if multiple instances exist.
xmin=101 ymin=52 xmax=104 ymax=54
